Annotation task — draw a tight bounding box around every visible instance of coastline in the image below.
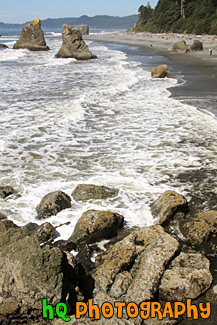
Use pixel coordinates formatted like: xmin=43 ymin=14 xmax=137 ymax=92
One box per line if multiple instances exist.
xmin=85 ymin=31 xmax=217 ymax=116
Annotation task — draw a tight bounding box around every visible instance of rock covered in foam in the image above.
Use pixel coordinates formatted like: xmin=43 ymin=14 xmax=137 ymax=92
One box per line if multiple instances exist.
xmin=55 ymin=24 xmax=97 ymax=60
xmin=13 ymin=17 xmax=49 ymax=51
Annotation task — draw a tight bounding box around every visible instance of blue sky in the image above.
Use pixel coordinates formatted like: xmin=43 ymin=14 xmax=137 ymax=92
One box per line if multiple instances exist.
xmin=0 ymin=0 xmax=158 ymax=23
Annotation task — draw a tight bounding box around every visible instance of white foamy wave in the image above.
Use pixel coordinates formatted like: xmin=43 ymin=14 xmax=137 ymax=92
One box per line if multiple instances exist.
xmin=45 ymin=32 xmax=62 ymax=38
xmin=0 ymin=48 xmax=27 ymax=61
xmin=43 ymin=57 xmax=77 ymax=67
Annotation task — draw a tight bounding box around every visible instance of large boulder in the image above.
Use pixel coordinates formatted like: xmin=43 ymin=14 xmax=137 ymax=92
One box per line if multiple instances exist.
xmin=0 ymin=186 xmax=15 ymax=199
xmin=79 ymin=25 xmax=89 ymax=36
xmin=0 ymin=228 xmax=78 ymax=322
xmin=191 ymin=40 xmax=203 ymax=51
xmin=55 ymin=24 xmax=97 ymax=60
xmin=68 ymin=210 xmax=124 ymax=245
xmin=159 ymin=251 xmax=212 ymax=301
xmin=72 ymin=184 xmax=119 ymax=201
xmin=13 ymin=18 xmax=49 ymax=51
xmin=172 ymin=40 xmax=188 ymax=53
xmin=151 ymin=65 xmax=169 ymax=78
xmin=151 ymin=190 xmax=188 ymax=226
xmin=181 ymin=210 xmax=217 ymax=244
xmin=36 ymin=190 xmax=71 ymax=219
xmin=93 ymin=225 xmax=179 ymax=303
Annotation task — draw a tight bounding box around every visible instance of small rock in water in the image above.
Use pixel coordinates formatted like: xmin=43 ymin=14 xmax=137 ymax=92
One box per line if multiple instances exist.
xmin=68 ymin=209 xmax=124 ymax=245
xmin=72 ymin=184 xmax=119 ymax=201
xmin=36 ymin=190 xmax=71 ymax=219
xmin=151 ymin=64 xmax=170 ymax=78
xmin=0 ymin=186 xmax=15 ymax=199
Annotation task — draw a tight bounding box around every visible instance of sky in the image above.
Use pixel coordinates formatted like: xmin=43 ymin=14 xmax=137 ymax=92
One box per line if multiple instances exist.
xmin=0 ymin=0 xmax=158 ymax=23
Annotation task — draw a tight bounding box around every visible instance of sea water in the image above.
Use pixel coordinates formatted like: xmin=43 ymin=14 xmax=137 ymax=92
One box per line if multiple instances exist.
xmin=0 ymin=30 xmax=217 ymax=240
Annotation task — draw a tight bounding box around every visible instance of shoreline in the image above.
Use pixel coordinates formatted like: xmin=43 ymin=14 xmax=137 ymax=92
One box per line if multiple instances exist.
xmin=85 ymin=31 xmax=217 ymax=117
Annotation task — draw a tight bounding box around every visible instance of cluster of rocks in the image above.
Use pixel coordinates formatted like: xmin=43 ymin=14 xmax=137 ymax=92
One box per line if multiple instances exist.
xmin=172 ymin=39 xmax=203 ymax=53
xmin=12 ymin=18 xmax=96 ymax=60
xmin=0 ymin=184 xmax=216 ymax=324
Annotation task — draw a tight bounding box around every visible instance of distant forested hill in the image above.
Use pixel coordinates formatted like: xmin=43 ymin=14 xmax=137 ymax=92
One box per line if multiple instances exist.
xmin=134 ymin=0 xmax=217 ymax=34
xmin=0 ymin=15 xmax=138 ymax=30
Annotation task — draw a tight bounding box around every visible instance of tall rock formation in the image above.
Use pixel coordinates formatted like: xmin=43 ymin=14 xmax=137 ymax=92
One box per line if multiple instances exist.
xmin=55 ymin=24 xmax=97 ymax=60
xmin=13 ymin=18 xmax=49 ymax=51
xmin=79 ymin=24 xmax=89 ymax=35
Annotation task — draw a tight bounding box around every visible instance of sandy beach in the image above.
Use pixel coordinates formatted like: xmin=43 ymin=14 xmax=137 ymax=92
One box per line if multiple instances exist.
xmin=85 ymin=31 xmax=217 ymax=63
xmin=85 ymin=31 xmax=217 ymax=118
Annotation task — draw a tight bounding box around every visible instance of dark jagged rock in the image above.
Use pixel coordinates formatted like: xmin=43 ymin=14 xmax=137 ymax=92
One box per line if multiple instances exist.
xmin=151 ymin=190 xmax=188 ymax=226
xmin=79 ymin=24 xmax=89 ymax=35
xmin=36 ymin=190 xmax=71 ymax=219
xmin=68 ymin=210 xmax=124 ymax=245
xmin=24 ymin=222 xmax=57 ymax=243
xmin=0 ymin=44 xmax=8 ymax=49
xmin=13 ymin=18 xmax=49 ymax=51
xmin=191 ymin=40 xmax=203 ymax=51
xmin=72 ymin=184 xmax=119 ymax=201
xmin=55 ymin=24 xmax=97 ymax=60
xmin=0 ymin=186 xmax=15 ymax=199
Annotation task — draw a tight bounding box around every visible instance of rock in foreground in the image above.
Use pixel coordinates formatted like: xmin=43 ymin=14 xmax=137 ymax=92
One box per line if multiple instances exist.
xmin=13 ymin=17 xmax=49 ymax=51
xmin=151 ymin=190 xmax=188 ymax=225
xmin=36 ymin=190 xmax=71 ymax=219
xmin=159 ymin=251 xmax=212 ymax=301
xmin=72 ymin=184 xmax=119 ymax=201
xmin=55 ymin=24 xmax=97 ymax=60
xmin=0 ymin=228 xmax=78 ymax=323
xmin=151 ymin=64 xmax=169 ymax=78
xmin=69 ymin=209 xmax=124 ymax=244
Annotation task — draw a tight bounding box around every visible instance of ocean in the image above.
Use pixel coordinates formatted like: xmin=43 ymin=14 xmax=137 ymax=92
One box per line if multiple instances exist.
xmin=0 ymin=29 xmax=217 ymax=241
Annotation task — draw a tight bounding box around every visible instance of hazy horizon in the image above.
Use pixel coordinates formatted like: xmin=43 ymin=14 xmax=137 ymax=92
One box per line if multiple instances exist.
xmin=0 ymin=0 xmax=158 ymax=24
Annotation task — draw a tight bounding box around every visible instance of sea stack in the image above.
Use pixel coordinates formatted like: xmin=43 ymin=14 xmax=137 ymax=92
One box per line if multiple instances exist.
xmin=79 ymin=24 xmax=89 ymax=36
xmin=13 ymin=18 xmax=49 ymax=51
xmin=55 ymin=24 xmax=97 ymax=60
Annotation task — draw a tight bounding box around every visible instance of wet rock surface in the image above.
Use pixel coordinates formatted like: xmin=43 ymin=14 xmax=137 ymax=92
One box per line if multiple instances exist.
xmin=36 ymin=190 xmax=71 ymax=219
xmin=69 ymin=209 xmax=124 ymax=245
xmin=0 ymin=186 xmax=15 ymax=199
xmin=151 ymin=190 xmax=188 ymax=226
xmin=72 ymin=184 xmax=119 ymax=201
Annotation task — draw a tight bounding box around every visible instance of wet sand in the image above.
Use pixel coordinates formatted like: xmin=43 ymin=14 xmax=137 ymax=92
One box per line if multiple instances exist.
xmin=85 ymin=32 xmax=217 ymax=116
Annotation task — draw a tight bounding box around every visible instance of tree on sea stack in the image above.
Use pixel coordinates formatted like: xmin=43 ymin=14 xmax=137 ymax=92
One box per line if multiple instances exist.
xmin=55 ymin=24 xmax=97 ymax=60
xmin=13 ymin=18 xmax=49 ymax=51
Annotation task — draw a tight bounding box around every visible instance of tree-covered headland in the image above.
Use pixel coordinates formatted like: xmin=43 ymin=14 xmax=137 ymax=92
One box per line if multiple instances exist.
xmin=134 ymin=0 xmax=217 ymax=34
